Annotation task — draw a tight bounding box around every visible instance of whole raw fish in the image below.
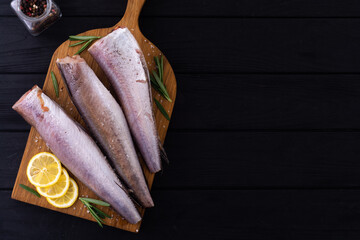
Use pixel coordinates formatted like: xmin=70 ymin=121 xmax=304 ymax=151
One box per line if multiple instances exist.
xmin=12 ymin=86 xmax=141 ymax=224
xmin=89 ymin=27 xmax=167 ymax=173
xmin=56 ymin=55 xmax=154 ymax=208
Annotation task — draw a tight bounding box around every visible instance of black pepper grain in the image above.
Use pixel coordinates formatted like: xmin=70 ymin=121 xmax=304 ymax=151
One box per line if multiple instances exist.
xmin=20 ymin=0 xmax=47 ymax=17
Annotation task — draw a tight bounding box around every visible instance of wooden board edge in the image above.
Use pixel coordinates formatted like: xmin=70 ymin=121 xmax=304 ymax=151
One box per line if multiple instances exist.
xmin=11 ymin=127 xmax=35 ymax=200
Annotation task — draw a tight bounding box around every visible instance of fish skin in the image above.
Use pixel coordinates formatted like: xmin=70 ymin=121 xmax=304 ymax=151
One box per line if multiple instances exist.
xmin=56 ymin=55 xmax=154 ymax=208
xmin=12 ymin=86 xmax=141 ymax=224
xmin=89 ymin=27 xmax=165 ymax=173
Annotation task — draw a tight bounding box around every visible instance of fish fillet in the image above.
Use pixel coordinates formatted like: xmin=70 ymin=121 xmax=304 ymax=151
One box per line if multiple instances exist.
xmin=12 ymin=86 xmax=141 ymax=224
xmin=56 ymin=55 xmax=154 ymax=208
xmin=89 ymin=27 xmax=167 ymax=173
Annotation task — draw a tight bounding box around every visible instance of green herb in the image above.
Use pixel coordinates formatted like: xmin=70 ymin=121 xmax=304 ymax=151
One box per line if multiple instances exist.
xmin=69 ymin=35 xmax=101 ymax=41
xmin=79 ymin=197 xmax=112 ymax=228
xmin=19 ymin=184 xmax=41 ymax=198
xmin=154 ymin=55 xmax=164 ymax=81
xmin=151 ymin=56 xmax=172 ymax=102
xmin=160 ymin=55 xmax=164 ymax=80
xmin=74 ymin=39 xmax=94 ymax=55
xmin=69 ymin=40 xmax=87 ymax=47
xmin=50 ymin=71 xmax=59 ymax=98
xmin=80 ymin=197 xmax=110 ymax=206
xmin=68 ymin=35 xmax=101 ymax=55
xmin=91 ymin=205 xmax=111 ymax=219
xmin=154 ymin=98 xmax=170 ymax=120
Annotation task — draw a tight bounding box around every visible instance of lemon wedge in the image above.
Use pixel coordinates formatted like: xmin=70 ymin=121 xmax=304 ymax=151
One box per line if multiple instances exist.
xmin=26 ymin=152 xmax=62 ymax=187
xmin=46 ymin=178 xmax=78 ymax=208
xmin=36 ymin=168 xmax=70 ymax=198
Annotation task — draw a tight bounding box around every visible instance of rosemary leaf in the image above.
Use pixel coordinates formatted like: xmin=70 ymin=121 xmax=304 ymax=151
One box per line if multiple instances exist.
xmin=88 ymin=206 xmax=104 ymax=227
xmin=150 ymin=74 xmax=160 ymax=89
xmin=80 ymin=197 xmax=110 ymax=206
xmin=74 ymin=39 xmax=93 ymax=55
xmin=151 ymin=83 xmax=172 ymax=102
xmin=152 ymin=69 xmax=161 ymax=83
xmin=154 ymin=98 xmax=170 ymax=120
xmin=91 ymin=207 xmax=106 ymax=219
xmin=150 ymin=71 xmax=162 ymax=90
xmin=91 ymin=205 xmax=112 ymax=219
xmin=88 ymin=205 xmax=105 ymax=223
xmin=162 ymin=92 xmax=170 ymax=102
xmin=151 ymin=56 xmax=172 ymax=102
xmin=160 ymin=55 xmax=164 ymax=83
xmin=69 ymin=35 xmax=101 ymax=41
xmin=154 ymin=56 xmax=161 ymax=80
xmin=69 ymin=40 xmax=87 ymax=47
xmin=50 ymin=71 xmax=59 ymax=98
xmin=80 ymin=198 xmax=104 ymax=227
xmin=19 ymin=184 xmax=41 ymax=197
xmin=152 ymin=71 xmax=172 ymax=102
xmin=79 ymin=198 xmax=87 ymax=206
xmin=152 ymin=83 xmax=162 ymax=95
xmin=151 ymin=83 xmax=165 ymax=100
xmin=152 ymin=70 xmax=168 ymax=96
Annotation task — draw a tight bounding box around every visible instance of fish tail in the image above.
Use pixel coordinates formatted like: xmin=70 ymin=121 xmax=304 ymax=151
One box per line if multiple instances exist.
xmin=114 ymin=181 xmax=143 ymax=208
xmin=159 ymin=140 xmax=169 ymax=165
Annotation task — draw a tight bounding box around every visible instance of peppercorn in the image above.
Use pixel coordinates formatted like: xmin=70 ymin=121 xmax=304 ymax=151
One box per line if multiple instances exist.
xmin=20 ymin=0 xmax=47 ymax=17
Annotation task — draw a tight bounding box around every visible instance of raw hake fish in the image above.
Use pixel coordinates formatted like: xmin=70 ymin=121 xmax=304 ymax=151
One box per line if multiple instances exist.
xmin=57 ymin=55 xmax=154 ymax=208
xmin=89 ymin=27 xmax=167 ymax=173
xmin=12 ymin=86 xmax=141 ymax=224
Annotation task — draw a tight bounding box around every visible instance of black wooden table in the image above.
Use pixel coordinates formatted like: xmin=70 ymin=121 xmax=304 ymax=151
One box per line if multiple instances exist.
xmin=3 ymin=0 xmax=360 ymax=239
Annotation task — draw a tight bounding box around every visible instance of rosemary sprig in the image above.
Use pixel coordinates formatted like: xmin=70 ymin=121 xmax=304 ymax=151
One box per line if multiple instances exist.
xmin=91 ymin=205 xmax=111 ymax=219
xmin=151 ymin=56 xmax=172 ymax=102
xmin=50 ymin=71 xmax=59 ymax=98
xmin=155 ymin=55 xmax=164 ymax=81
xmin=68 ymin=35 xmax=101 ymax=55
xmin=79 ymin=197 xmax=112 ymax=228
xmin=69 ymin=40 xmax=87 ymax=47
xmin=69 ymin=35 xmax=101 ymax=41
xmin=74 ymin=39 xmax=94 ymax=55
xmin=19 ymin=184 xmax=41 ymax=198
xmin=80 ymin=197 xmax=110 ymax=206
xmin=154 ymin=98 xmax=170 ymax=120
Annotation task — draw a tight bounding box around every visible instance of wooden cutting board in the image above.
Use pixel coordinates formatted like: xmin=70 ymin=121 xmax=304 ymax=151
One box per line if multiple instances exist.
xmin=11 ymin=0 xmax=176 ymax=233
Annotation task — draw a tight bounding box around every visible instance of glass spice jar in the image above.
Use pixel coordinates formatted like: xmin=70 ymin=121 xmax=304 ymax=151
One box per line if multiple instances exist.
xmin=10 ymin=0 xmax=61 ymax=36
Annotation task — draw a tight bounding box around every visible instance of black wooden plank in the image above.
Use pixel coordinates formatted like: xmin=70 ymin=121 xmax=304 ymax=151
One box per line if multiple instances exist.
xmin=160 ymin=131 xmax=360 ymax=189
xmin=3 ymin=189 xmax=360 ymax=239
xmin=171 ymin=74 xmax=360 ymax=130
xmin=133 ymin=18 xmax=360 ymax=74
xmin=4 ymin=131 xmax=360 ymax=189
xmin=4 ymin=74 xmax=360 ymax=131
xmin=2 ymin=0 xmax=360 ymax=17
xmin=0 ymin=74 xmax=44 ymax=130
xmin=0 ymin=132 xmax=27 ymax=189
xmin=2 ymin=18 xmax=360 ymax=74
xmin=72 ymin=131 xmax=360 ymax=189
xmin=0 ymin=17 xmax=116 ymax=73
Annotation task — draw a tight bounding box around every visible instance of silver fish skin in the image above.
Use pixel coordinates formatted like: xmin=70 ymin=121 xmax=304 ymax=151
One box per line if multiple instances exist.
xmin=89 ymin=27 xmax=165 ymax=173
xmin=12 ymin=86 xmax=141 ymax=224
xmin=56 ymin=55 xmax=154 ymax=208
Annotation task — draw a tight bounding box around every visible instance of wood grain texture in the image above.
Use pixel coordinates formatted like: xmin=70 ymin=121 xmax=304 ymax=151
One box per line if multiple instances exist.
xmin=4 ymin=18 xmax=360 ymax=74
xmin=5 ymin=131 xmax=360 ymax=190
xmin=4 ymin=74 xmax=360 ymax=131
xmin=5 ymin=189 xmax=360 ymax=239
xmin=4 ymin=0 xmax=360 ymax=239
xmin=10 ymin=0 xmax=176 ymax=233
xmin=3 ymin=0 xmax=360 ymax=17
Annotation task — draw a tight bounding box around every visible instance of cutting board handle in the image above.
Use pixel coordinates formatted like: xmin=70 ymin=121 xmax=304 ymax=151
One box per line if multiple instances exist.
xmin=115 ymin=0 xmax=146 ymax=29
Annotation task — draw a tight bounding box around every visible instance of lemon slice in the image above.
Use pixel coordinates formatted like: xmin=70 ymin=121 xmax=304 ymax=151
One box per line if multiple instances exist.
xmin=27 ymin=152 xmax=62 ymax=187
xmin=46 ymin=178 xmax=78 ymax=208
xmin=36 ymin=168 xmax=70 ymax=198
